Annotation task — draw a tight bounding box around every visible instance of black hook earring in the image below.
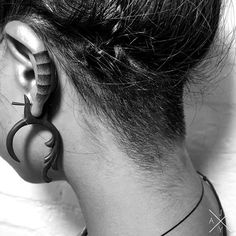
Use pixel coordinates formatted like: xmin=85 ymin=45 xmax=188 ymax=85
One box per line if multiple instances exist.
xmin=6 ymin=95 xmax=62 ymax=183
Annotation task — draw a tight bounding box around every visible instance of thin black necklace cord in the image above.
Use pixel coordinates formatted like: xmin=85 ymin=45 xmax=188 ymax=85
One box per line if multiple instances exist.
xmin=197 ymin=171 xmax=227 ymax=236
xmin=161 ymin=178 xmax=204 ymax=236
xmin=80 ymin=174 xmax=205 ymax=236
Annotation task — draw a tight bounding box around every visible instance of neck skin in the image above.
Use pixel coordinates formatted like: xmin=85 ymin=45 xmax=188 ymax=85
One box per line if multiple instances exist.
xmin=62 ymin=114 xmax=214 ymax=236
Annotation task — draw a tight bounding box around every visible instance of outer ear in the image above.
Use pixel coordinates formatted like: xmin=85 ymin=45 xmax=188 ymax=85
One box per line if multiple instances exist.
xmin=4 ymin=21 xmax=57 ymax=117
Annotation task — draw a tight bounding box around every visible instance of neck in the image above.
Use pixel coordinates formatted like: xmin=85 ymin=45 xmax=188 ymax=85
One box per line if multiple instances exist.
xmin=63 ymin=121 xmax=207 ymax=236
xmin=64 ymin=150 xmax=209 ymax=235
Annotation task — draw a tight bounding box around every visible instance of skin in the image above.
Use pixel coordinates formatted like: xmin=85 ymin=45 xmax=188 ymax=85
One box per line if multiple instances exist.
xmin=0 ymin=21 xmax=224 ymax=236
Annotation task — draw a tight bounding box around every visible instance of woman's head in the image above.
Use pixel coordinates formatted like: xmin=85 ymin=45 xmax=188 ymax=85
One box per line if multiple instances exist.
xmin=0 ymin=0 xmax=222 ymax=182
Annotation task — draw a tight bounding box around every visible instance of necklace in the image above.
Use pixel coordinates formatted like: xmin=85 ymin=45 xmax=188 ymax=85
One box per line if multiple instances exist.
xmin=80 ymin=171 xmax=226 ymax=236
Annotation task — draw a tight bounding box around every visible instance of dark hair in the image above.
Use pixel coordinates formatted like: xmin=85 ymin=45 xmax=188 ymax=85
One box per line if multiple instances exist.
xmin=1 ymin=0 xmax=222 ymax=169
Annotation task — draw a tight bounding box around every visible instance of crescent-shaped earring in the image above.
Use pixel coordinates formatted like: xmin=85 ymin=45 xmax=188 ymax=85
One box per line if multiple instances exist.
xmin=6 ymin=94 xmax=62 ymax=183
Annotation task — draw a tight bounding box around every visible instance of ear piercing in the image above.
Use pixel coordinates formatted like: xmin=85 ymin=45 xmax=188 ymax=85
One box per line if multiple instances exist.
xmin=5 ymin=22 xmax=61 ymax=183
xmin=6 ymin=49 xmax=61 ymax=183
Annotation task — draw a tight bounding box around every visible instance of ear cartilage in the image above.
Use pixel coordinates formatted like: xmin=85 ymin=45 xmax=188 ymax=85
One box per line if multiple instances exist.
xmin=29 ymin=51 xmax=56 ymax=117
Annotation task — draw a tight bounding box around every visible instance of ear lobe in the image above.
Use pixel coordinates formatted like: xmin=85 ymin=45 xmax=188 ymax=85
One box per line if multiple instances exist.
xmin=4 ymin=21 xmax=57 ymax=117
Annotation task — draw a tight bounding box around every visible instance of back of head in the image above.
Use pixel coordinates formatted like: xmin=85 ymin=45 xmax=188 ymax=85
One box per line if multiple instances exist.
xmin=0 ymin=0 xmax=222 ymax=168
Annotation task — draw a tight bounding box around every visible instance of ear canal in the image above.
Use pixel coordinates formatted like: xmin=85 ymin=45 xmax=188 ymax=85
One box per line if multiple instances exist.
xmin=28 ymin=51 xmax=57 ymax=117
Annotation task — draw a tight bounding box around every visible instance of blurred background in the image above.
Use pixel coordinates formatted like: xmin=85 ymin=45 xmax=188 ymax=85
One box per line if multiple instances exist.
xmin=0 ymin=0 xmax=235 ymax=235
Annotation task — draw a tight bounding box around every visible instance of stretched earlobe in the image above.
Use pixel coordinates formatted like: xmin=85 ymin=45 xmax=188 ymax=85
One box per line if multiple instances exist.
xmin=4 ymin=21 xmax=57 ymax=117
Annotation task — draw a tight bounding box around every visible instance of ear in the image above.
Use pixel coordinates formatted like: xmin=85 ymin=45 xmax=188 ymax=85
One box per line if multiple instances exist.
xmin=3 ymin=21 xmax=57 ymax=117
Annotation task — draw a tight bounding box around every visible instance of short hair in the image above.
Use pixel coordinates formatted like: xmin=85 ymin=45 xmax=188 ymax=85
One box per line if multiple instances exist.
xmin=1 ymin=0 xmax=222 ymax=169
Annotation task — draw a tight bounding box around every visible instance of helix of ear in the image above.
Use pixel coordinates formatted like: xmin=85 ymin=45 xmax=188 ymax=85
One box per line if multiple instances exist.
xmin=7 ymin=95 xmax=62 ymax=183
